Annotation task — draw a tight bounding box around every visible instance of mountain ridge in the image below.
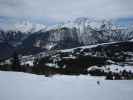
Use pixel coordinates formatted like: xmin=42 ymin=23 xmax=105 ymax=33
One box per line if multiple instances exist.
xmin=0 ymin=17 xmax=133 ymax=59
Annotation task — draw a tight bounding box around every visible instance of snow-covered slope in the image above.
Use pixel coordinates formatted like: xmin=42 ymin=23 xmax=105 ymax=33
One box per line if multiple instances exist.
xmin=0 ymin=71 xmax=133 ymax=100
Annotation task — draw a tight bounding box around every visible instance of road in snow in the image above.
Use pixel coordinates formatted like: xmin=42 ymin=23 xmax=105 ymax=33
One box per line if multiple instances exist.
xmin=0 ymin=71 xmax=133 ymax=100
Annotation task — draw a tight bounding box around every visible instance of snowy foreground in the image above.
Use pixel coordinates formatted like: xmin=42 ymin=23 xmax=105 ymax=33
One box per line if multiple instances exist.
xmin=0 ymin=71 xmax=133 ymax=100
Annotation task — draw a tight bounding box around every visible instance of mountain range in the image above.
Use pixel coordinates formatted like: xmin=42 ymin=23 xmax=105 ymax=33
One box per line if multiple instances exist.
xmin=0 ymin=17 xmax=133 ymax=60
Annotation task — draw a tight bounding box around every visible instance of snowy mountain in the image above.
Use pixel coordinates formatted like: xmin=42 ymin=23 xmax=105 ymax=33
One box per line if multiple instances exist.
xmin=0 ymin=17 xmax=133 ymax=59
xmin=14 ymin=21 xmax=46 ymax=33
xmin=19 ymin=18 xmax=133 ymax=52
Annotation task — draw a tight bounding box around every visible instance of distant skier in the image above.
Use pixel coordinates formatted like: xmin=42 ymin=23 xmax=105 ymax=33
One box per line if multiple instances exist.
xmin=97 ymin=81 xmax=100 ymax=86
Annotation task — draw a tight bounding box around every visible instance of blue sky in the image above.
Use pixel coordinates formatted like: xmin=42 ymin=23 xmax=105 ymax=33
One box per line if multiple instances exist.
xmin=0 ymin=0 xmax=133 ymax=27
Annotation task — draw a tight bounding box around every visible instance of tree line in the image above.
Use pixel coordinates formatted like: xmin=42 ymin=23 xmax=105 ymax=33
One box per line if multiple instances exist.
xmin=0 ymin=52 xmax=133 ymax=80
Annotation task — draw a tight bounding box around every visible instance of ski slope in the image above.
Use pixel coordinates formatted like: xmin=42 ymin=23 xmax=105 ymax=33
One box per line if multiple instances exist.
xmin=0 ymin=71 xmax=133 ymax=100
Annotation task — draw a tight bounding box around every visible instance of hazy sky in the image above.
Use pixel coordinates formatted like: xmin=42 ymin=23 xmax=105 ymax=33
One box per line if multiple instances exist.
xmin=0 ymin=0 xmax=133 ymax=24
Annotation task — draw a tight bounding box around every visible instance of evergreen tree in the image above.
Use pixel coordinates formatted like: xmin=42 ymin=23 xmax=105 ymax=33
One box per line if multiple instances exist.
xmin=33 ymin=57 xmax=39 ymax=67
xmin=11 ymin=52 xmax=20 ymax=71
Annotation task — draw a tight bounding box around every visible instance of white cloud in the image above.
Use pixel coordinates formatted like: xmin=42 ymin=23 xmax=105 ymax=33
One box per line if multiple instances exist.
xmin=0 ymin=0 xmax=133 ymax=23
